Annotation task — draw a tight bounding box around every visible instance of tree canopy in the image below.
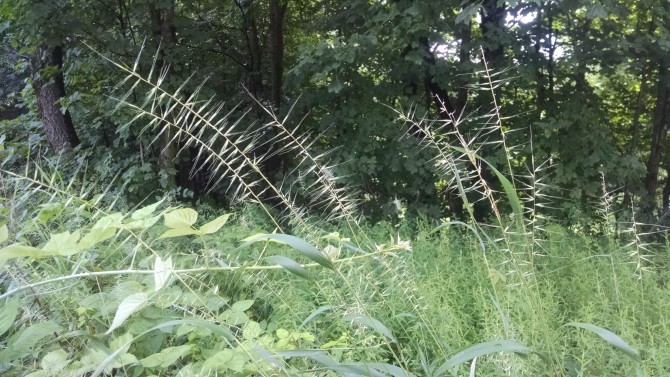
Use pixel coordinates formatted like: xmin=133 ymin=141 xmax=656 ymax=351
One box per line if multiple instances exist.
xmin=1 ymin=0 xmax=669 ymax=224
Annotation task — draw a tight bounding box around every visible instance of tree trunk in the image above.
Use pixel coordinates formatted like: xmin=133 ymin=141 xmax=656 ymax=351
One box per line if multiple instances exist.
xmin=149 ymin=1 xmax=178 ymax=188
xmin=30 ymin=45 xmax=80 ymax=153
xmin=643 ymin=61 xmax=670 ymax=214
xmin=237 ymin=0 xmax=263 ymax=98
xmin=269 ymin=0 xmax=288 ymax=110
xmin=479 ymin=0 xmax=506 ymax=67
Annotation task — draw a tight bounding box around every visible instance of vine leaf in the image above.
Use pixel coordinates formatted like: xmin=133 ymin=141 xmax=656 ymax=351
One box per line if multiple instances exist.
xmin=199 ymin=213 xmax=231 ymax=234
xmin=164 ymin=208 xmax=198 ymax=228
xmin=106 ymin=293 xmax=149 ymax=334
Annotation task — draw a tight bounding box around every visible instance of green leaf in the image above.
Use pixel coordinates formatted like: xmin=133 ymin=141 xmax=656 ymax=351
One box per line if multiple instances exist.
xmin=0 ymin=243 xmax=45 ymax=260
xmin=300 ymin=305 xmax=335 ymax=327
xmin=241 ymin=234 xmax=334 ymax=270
xmin=265 ymin=255 xmax=310 ymax=280
xmin=106 ymin=293 xmax=149 ymax=334
xmin=0 ymin=299 xmax=20 ymax=337
xmin=199 ymin=213 xmax=231 ymax=234
xmin=40 ymin=349 xmax=69 ymax=372
xmin=488 ymin=164 xmax=523 ymax=218
xmin=243 ymin=321 xmax=262 ymax=340
xmin=0 ymin=321 xmax=61 ymax=362
xmin=451 ymin=146 xmax=523 ymax=218
xmin=201 ymin=349 xmax=246 ymax=373
xmin=164 ymin=208 xmax=198 ymax=228
xmin=343 ymin=314 xmax=396 ymax=343
xmin=77 ymin=227 xmax=117 ymax=249
xmin=158 ymin=227 xmax=199 ymax=239
xmin=434 ymin=339 xmax=536 ymax=376
xmin=43 ymin=230 xmax=82 ymax=256
xmin=154 ymin=256 xmax=172 ymax=291
xmin=92 ymin=319 xmax=232 ymax=377
xmin=0 ymin=224 xmax=7 ymax=243
xmin=455 ymin=3 xmax=480 ymax=24
xmin=109 ymin=333 xmax=134 ymax=353
xmin=565 ymin=322 xmax=641 ymax=362
xmin=232 ymin=299 xmax=255 ymax=312
xmin=131 ymin=199 xmax=165 ymax=220
xmin=92 ymin=213 xmax=124 ymax=229
xmin=140 ymin=344 xmax=192 ymax=368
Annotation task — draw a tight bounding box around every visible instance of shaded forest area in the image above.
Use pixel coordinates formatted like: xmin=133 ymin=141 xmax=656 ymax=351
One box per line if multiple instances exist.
xmin=1 ymin=0 xmax=670 ymax=225
xmin=3 ymin=2 xmax=670 ymax=377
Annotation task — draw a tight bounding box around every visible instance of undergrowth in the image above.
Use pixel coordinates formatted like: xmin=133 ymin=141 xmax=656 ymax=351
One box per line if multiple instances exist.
xmin=0 ymin=49 xmax=667 ymax=377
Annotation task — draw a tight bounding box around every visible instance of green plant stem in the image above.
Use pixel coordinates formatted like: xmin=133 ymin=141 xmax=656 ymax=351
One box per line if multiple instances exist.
xmin=0 ymin=247 xmax=403 ymax=300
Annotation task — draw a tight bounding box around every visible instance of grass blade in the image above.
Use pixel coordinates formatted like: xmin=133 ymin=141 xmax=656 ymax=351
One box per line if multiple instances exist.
xmin=240 ymin=234 xmax=334 ymax=270
xmin=265 ymin=255 xmax=310 ymax=280
xmin=434 ymin=339 xmax=535 ymax=376
xmin=343 ymin=314 xmax=396 ymax=343
xmin=565 ymin=322 xmax=641 ymax=362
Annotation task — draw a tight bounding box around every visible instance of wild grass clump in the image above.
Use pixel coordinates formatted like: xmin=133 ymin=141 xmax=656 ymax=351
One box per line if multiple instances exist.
xmin=0 ymin=49 xmax=668 ymax=377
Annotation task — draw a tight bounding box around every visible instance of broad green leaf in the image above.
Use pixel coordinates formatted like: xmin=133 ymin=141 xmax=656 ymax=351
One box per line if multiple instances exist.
xmin=154 ymin=256 xmax=173 ymax=291
xmin=565 ymin=322 xmax=641 ymax=362
xmin=158 ymin=227 xmax=199 ymax=239
xmin=218 ymin=309 xmax=249 ymax=326
xmin=164 ymin=208 xmax=198 ymax=228
xmin=202 ymin=349 xmax=246 ymax=373
xmin=241 ymin=234 xmax=334 ymax=270
xmin=0 ymin=299 xmax=20 ymax=337
xmin=199 ymin=213 xmax=231 ymax=234
xmin=123 ymin=214 xmax=162 ymax=230
xmin=109 ymin=333 xmax=134 ymax=353
xmin=0 ymin=321 xmax=61 ymax=362
xmin=130 ymin=199 xmax=164 ymax=220
xmin=0 ymin=224 xmax=7 ymax=243
xmin=92 ymin=319 xmax=234 ymax=377
xmin=434 ymin=339 xmax=536 ymax=376
xmin=43 ymin=231 xmax=82 ymax=256
xmin=455 ymin=3 xmax=480 ymax=24
xmin=40 ymin=349 xmax=69 ymax=372
xmin=343 ymin=314 xmax=396 ymax=343
xmin=92 ymin=213 xmax=124 ymax=229
xmin=232 ymin=299 xmax=255 ymax=312
xmin=243 ymin=321 xmax=262 ymax=340
xmin=265 ymin=255 xmax=310 ymax=280
xmin=0 ymin=243 xmax=45 ymax=260
xmin=77 ymin=227 xmax=117 ymax=249
xmin=140 ymin=344 xmax=192 ymax=368
xmin=106 ymin=293 xmax=149 ymax=334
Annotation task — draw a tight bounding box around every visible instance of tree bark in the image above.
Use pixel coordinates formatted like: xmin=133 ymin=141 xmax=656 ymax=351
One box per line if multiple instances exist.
xmin=643 ymin=61 xmax=670 ymax=213
xmin=149 ymin=1 xmax=178 ymax=188
xmin=237 ymin=0 xmax=263 ymax=99
xmin=269 ymin=0 xmax=288 ymax=109
xmin=30 ymin=45 xmax=80 ymax=153
xmin=479 ymin=0 xmax=506 ymax=67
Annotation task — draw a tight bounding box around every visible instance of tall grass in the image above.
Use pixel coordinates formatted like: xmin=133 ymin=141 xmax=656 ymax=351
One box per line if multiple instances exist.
xmin=0 ymin=49 xmax=667 ymax=377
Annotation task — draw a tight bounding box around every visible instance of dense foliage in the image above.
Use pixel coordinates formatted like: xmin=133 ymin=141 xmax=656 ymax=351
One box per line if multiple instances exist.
xmin=1 ymin=1 xmax=670 ymax=377
xmin=1 ymin=0 xmax=669 ymax=222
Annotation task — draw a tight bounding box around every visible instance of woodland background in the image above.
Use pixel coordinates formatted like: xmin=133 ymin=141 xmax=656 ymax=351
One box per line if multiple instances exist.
xmin=1 ymin=0 xmax=669 ymax=223
xmin=1 ymin=1 xmax=670 ymax=377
